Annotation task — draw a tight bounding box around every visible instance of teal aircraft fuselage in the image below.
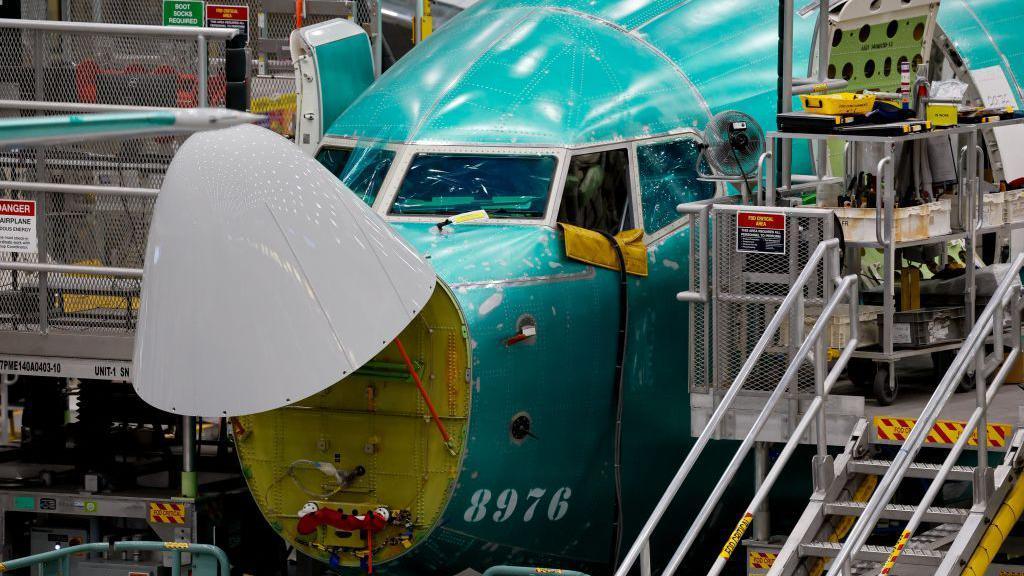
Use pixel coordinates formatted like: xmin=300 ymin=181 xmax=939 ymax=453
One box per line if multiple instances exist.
xmin=234 ymin=0 xmax=1024 ymax=574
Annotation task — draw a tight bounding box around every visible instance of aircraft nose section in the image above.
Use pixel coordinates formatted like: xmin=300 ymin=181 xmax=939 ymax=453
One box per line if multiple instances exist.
xmin=132 ymin=124 xmax=436 ymax=417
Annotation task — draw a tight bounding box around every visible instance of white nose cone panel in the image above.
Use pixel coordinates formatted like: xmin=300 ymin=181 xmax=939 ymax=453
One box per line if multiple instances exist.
xmin=133 ymin=124 xmax=436 ymax=417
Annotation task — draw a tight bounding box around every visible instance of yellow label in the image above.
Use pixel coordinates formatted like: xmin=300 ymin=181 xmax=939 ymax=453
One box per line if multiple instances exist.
xmin=720 ymin=513 xmax=753 ymax=559
xmin=164 ymin=542 xmax=191 ymax=550
xmin=748 ymin=552 xmax=777 ymax=570
xmin=149 ymin=502 xmax=187 ymax=524
xmin=879 ymin=530 xmax=911 ymax=575
xmin=534 ymin=570 xmax=563 ymax=574
xmin=450 ymin=210 xmax=490 ymax=224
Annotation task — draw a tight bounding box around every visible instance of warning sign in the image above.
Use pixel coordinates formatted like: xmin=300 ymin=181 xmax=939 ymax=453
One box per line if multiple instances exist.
xmin=205 ymin=4 xmax=248 ymax=41
xmin=749 ymin=551 xmax=777 ymax=571
xmin=0 ymin=200 xmax=36 ymax=253
xmin=736 ymin=211 xmax=786 ymax=255
xmin=874 ymin=416 xmax=1013 ymax=448
xmin=149 ymin=502 xmax=187 ymax=524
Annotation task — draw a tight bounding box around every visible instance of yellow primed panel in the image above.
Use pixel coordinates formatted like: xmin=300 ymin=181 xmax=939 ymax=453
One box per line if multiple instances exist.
xmin=235 ymin=284 xmax=471 ymax=567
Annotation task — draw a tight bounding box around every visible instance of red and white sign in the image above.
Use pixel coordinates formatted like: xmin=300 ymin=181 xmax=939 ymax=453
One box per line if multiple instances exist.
xmin=736 ymin=211 xmax=786 ymax=255
xmin=206 ymin=4 xmax=248 ymax=40
xmin=0 ymin=200 xmax=36 ymax=253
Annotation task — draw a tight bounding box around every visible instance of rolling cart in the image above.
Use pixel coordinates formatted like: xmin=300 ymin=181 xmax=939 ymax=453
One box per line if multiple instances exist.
xmin=764 ymin=116 xmax=1024 ymax=404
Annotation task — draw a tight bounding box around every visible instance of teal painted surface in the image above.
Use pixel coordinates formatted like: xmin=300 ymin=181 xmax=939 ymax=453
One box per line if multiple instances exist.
xmin=315 ymin=35 xmax=375 ymax=134
xmin=938 ymin=0 xmax=1024 ymax=106
xmin=389 ymin=223 xmax=620 ymax=572
xmin=309 ymin=1 xmax=1024 ymax=574
xmin=0 ymin=111 xmax=176 ymax=146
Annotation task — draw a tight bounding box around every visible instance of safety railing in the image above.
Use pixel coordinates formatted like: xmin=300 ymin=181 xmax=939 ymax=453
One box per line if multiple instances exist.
xmin=0 ymin=541 xmax=229 ymax=575
xmin=0 ymin=19 xmax=235 ymax=339
xmin=616 ymin=236 xmax=860 ymax=576
xmin=826 ymin=252 xmax=1024 ymax=576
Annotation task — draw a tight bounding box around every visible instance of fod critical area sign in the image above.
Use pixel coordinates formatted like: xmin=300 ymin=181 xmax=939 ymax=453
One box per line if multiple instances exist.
xmin=0 ymin=200 xmax=36 ymax=253
xmin=736 ymin=211 xmax=786 ymax=255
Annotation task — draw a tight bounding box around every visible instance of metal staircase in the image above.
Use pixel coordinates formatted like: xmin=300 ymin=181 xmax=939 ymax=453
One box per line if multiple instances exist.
xmin=616 ymin=202 xmax=862 ymax=576
xmin=768 ymin=252 xmax=1024 ymax=576
xmin=615 ymin=216 xmax=1024 ymax=576
xmin=772 ymin=418 xmax=1024 ymax=576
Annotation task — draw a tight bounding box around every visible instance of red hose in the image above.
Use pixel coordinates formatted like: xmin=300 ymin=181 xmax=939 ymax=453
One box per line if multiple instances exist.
xmin=394 ymin=338 xmax=451 ymax=443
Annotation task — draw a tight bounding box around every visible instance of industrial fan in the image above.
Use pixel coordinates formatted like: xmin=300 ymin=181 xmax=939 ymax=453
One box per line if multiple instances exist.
xmin=697 ymin=111 xmax=765 ymax=195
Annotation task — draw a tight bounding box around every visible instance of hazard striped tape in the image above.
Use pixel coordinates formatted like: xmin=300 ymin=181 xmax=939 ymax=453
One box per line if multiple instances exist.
xmin=879 ymin=529 xmax=911 ymax=575
xmin=149 ymin=502 xmax=187 ymax=524
xmin=749 ymin=551 xmax=777 ymax=570
xmin=874 ymin=416 xmax=1013 ymax=448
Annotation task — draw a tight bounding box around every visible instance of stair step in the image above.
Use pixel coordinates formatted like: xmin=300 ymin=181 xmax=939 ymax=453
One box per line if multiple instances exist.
xmin=825 ymin=501 xmax=969 ymax=524
xmin=799 ymin=541 xmax=944 ymax=566
xmin=849 ymin=459 xmax=975 ymax=481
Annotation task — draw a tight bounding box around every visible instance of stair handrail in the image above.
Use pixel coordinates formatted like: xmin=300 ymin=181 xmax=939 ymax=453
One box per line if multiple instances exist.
xmin=702 ymin=275 xmax=860 ymax=576
xmin=0 ymin=541 xmax=230 ymax=575
xmin=616 ymin=237 xmax=842 ymax=576
xmin=875 ymin=265 xmax=1023 ymax=576
xmin=826 ymin=252 xmax=1024 ymax=576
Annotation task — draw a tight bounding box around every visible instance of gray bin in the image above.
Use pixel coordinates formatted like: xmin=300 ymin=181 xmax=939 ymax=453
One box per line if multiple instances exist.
xmin=878 ymin=306 xmax=965 ymax=349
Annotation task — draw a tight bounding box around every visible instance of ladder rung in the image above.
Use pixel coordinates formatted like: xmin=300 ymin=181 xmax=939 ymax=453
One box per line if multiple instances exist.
xmin=848 ymin=460 xmax=975 ymax=481
xmin=799 ymin=541 xmax=944 ymax=565
xmin=825 ymin=501 xmax=969 ymax=524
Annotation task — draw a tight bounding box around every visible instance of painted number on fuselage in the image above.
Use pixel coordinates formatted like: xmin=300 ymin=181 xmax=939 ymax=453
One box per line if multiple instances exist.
xmin=464 ymin=487 xmax=572 ymax=523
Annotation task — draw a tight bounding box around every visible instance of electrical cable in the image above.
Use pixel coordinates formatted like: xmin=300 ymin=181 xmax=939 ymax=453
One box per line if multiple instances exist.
xmin=599 ymin=231 xmax=629 ymax=573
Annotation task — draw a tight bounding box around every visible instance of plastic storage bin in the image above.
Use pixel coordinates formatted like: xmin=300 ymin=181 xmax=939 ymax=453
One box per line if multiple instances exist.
xmin=835 ymin=199 xmax=951 ymax=243
xmin=983 ymin=192 xmax=1006 ymax=228
xmin=1005 ymin=189 xmax=1024 ymax=223
xmin=778 ymin=306 xmax=881 ymax=349
xmin=879 ymin=307 xmax=965 ymax=349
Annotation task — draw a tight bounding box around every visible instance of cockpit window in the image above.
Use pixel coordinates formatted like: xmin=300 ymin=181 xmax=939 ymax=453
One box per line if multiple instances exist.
xmin=316 ymin=146 xmax=396 ymax=206
xmin=389 ymin=153 xmax=556 ymax=219
xmin=637 ymin=137 xmax=716 ymax=232
xmin=557 ymin=149 xmax=632 ymax=235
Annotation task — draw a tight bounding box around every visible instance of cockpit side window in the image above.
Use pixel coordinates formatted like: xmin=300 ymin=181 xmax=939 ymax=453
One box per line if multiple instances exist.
xmin=557 ymin=149 xmax=632 ymax=235
xmin=636 ymin=137 xmax=716 ymax=232
xmin=315 ymin=146 xmax=396 ymax=206
xmin=389 ymin=153 xmax=556 ymax=219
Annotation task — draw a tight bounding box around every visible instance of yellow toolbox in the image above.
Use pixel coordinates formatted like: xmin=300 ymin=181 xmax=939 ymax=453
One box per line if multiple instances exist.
xmin=800 ymin=92 xmax=876 ymax=116
xmin=927 ymin=102 xmax=958 ymax=127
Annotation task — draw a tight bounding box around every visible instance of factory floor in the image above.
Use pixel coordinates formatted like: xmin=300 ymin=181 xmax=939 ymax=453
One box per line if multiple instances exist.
xmin=832 ymin=354 xmax=1024 ymax=425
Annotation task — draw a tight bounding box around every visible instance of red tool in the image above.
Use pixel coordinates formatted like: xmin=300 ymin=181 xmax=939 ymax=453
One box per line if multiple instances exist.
xmin=394 ymin=338 xmax=457 ymax=455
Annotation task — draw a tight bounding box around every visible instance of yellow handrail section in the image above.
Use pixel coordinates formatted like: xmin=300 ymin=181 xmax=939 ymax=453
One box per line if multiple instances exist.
xmin=962 ymin=475 xmax=1024 ymax=576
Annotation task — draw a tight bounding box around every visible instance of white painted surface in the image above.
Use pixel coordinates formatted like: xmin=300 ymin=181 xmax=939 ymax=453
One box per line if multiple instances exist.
xmin=133 ymin=124 xmax=436 ymax=417
xmin=973 ymin=65 xmax=1024 ymax=182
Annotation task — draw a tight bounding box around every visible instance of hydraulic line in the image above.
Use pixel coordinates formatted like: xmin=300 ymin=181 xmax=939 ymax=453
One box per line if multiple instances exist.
xmin=395 ymin=337 xmax=457 ymax=455
xmin=600 ymin=231 xmax=629 ymax=572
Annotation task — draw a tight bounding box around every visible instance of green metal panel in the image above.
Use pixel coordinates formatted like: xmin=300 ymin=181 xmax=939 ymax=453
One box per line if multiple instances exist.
xmin=314 ymin=35 xmax=375 ymax=135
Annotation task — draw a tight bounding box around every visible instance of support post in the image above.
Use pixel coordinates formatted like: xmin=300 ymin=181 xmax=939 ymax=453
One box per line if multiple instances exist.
xmin=182 ymin=416 xmax=197 ymax=498
xmin=197 ymin=35 xmax=208 ymax=108
xmin=754 ymin=442 xmax=771 ymax=541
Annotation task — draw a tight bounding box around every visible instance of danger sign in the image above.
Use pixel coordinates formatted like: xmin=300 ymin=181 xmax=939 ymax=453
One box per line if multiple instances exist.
xmin=736 ymin=211 xmax=785 ymax=255
xmin=206 ymin=4 xmax=248 ymax=41
xmin=149 ymin=502 xmax=187 ymax=524
xmin=0 ymin=200 xmax=36 ymax=253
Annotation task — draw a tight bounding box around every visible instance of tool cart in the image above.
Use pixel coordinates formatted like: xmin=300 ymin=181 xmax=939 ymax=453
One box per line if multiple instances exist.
xmin=764 ymin=112 xmax=1024 ymax=404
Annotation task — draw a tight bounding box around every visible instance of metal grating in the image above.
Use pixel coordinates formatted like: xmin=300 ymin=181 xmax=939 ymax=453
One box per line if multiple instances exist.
xmin=707 ymin=207 xmax=833 ymax=395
